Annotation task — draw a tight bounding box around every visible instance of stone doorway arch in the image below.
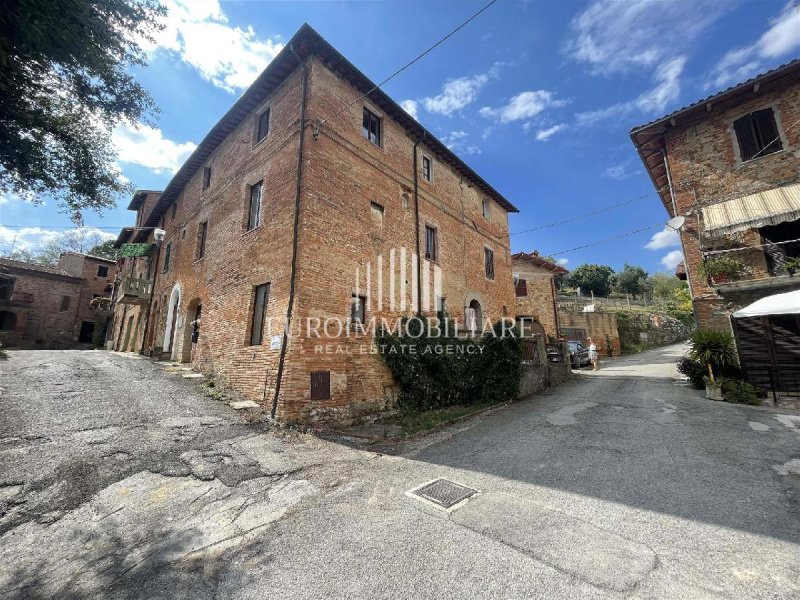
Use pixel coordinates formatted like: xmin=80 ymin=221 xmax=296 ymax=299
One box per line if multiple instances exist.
xmin=163 ymin=284 xmax=181 ymax=358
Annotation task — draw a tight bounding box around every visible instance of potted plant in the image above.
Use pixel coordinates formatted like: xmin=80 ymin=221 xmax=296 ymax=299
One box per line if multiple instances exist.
xmin=688 ymin=329 xmax=738 ymax=400
xmin=699 ymin=256 xmax=747 ymax=284
xmin=784 ymin=257 xmax=800 ymax=276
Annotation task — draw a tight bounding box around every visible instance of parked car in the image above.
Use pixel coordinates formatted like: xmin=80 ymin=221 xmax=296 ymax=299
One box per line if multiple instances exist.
xmin=567 ymin=341 xmax=591 ymax=368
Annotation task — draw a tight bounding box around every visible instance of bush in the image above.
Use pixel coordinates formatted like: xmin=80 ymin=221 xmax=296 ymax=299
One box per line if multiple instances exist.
xmin=688 ymin=329 xmax=738 ymax=381
xmin=677 ymin=357 xmax=706 ymax=389
xmin=377 ymin=317 xmax=522 ymax=414
xmin=718 ymin=378 xmax=763 ymax=405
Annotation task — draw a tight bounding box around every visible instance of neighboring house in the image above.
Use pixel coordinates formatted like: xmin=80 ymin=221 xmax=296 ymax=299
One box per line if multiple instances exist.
xmin=558 ymin=311 xmax=621 ymax=357
xmin=511 ymin=251 xmax=566 ymax=339
xmin=111 ymin=24 xmax=518 ymax=424
xmin=108 ymin=190 xmax=162 ymax=353
xmin=630 ymin=59 xmax=800 ymax=330
xmin=0 ymin=253 xmax=116 ymax=348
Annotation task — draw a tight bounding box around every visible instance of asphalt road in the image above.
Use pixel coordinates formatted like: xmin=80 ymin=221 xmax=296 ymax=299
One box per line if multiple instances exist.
xmin=1 ymin=346 xmax=798 ymax=599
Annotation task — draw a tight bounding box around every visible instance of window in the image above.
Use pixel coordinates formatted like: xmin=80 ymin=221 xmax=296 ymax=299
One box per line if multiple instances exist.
xmin=484 ymin=247 xmax=494 ymax=279
xmin=422 ymin=155 xmax=432 ymax=182
xmin=438 ymin=296 xmax=446 ymax=315
xmin=97 ymin=265 xmax=109 ymax=278
xmin=60 ymin=295 xmax=71 ymax=311
xmin=250 ymin=283 xmax=270 ymax=345
xmin=515 ymin=278 xmax=528 ymax=297
xmin=370 ymin=201 xmax=384 ymax=226
xmin=197 ymin=221 xmax=208 ymax=259
xmin=163 ymin=241 xmax=172 ymax=272
xmin=362 ymin=107 xmax=381 ymax=146
xmin=171 ymin=202 xmax=177 ymax=220
xmin=310 ymin=371 xmax=331 ymax=400
xmin=0 ymin=311 xmax=17 ymax=331
xmin=202 ymin=166 xmax=212 ymax=191
xmin=247 ymin=181 xmax=262 ymax=231
xmin=733 ymin=108 xmax=783 ymax=162
xmin=256 ymin=109 xmax=270 ymax=143
xmin=425 ymin=225 xmax=438 ymax=261
xmin=482 ymin=199 xmax=490 ymax=220
xmin=0 ymin=277 xmax=15 ymax=300
xmin=351 ymin=294 xmax=366 ymax=325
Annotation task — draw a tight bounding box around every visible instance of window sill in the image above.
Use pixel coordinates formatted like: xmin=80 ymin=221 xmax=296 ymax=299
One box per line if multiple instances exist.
xmin=242 ymin=225 xmax=262 ymax=238
xmin=251 ymin=136 xmax=269 ymax=152
xmin=737 ymin=148 xmax=784 ymax=167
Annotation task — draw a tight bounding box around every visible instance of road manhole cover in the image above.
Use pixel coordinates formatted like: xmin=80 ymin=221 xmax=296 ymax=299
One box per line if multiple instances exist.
xmin=409 ymin=478 xmax=478 ymax=510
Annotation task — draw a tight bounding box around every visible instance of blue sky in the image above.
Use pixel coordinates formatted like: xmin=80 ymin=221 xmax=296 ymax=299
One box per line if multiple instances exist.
xmin=1 ymin=0 xmax=799 ymax=274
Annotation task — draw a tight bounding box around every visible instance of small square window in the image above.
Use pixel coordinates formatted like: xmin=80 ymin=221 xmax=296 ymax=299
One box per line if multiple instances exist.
xmin=425 ymin=225 xmax=438 ymax=261
xmin=247 ymin=181 xmax=263 ymax=231
xmin=256 ymin=109 xmax=270 ymax=143
xmin=484 ymin=247 xmax=494 ymax=280
xmin=351 ymin=294 xmax=366 ymax=325
xmin=202 ymin=166 xmax=212 ymax=191
xmin=422 ymin=155 xmax=433 ymax=182
xmin=310 ymin=371 xmax=331 ymax=400
xmin=362 ymin=107 xmax=381 ymax=146
xmin=97 ymin=265 xmax=109 ymax=278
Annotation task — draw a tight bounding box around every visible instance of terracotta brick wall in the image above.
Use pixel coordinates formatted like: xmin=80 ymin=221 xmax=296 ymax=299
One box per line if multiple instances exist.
xmin=512 ymin=260 xmax=559 ymax=339
xmin=557 ymin=311 xmax=621 ymax=357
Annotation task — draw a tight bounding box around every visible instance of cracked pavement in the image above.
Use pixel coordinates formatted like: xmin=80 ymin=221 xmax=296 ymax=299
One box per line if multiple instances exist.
xmin=1 ymin=346 xmax=799 ymax=598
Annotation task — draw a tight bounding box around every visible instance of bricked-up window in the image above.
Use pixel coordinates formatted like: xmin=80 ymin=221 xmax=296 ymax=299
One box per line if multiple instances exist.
xmin=247 ymin=181 xmax=262 ymax=231
xmin=362 ymin=107 xmax=381 ymax=146
xmin=60 ymin=295 xmax=71 ymax=311
xmin=425 ymin=225 xmax=438 ymax=261
xmin=310 ymin=371 xmax=331 ymax=400
xmin=202 ymin=166 xmax=212 ymax=191
xmin=422 ymin=155 xmax=433 ymax=182
xmin=163 ymin=241 xmax=172 ymax=272
xmin=197 ymin=221 xmax=208 ymax=259
xmin=97 ymin=265 xmax=108 ymax=278
xmin=484 ymin=247 xmax=495 ymax=280
xmin=733 ymin=108 xmax=783 ymax=162
xmin=515 ymin=278 xmax=528 ymax=297
xmin=256 ymin=109 xmax=270 ymax=143
xmin=250 ymin=283 xmax=270 ymax=345
xmin=351 ymin=294 xmax=366 ymax=325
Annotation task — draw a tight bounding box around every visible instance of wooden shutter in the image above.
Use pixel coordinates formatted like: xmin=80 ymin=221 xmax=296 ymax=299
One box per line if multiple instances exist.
xmin=733 ymin=115 xmax=759 ymax=161
xmin=250 ymin=283 xmax=270 ymax=345
xmin=310 ymin=371 xmax=331 ymax=400
xmin=515 ymin=278 xmax=528 ymax=297
xmin=752 ymin=108 xmax=782 ymax=155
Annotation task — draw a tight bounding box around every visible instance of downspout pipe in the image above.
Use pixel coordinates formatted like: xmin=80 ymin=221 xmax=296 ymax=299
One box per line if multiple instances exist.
xmin=412 ymin=133 xmax=426 ymax=315
xmin=271 ymin=44 xmax=308 ymax=419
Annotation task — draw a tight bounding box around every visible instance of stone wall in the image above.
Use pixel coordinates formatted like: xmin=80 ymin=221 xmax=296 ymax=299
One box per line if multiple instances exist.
xmin=512 ymin=259 xmax=559 ymax=338
xmin=557 ymin=311 xmax=621 ymax=357
xmin=615 ymin=311 xmax=691 ymax=352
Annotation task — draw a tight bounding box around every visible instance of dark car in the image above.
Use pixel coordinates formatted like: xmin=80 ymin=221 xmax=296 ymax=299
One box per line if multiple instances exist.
xmin=567 ymin=341 xmax=591 ymax=368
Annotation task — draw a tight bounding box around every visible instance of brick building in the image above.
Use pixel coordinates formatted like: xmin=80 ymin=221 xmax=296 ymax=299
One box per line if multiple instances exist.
xmin=114 ymin=25 xmax=518 ymax=424
xmin=511 ymin=251 xmax=566 ymax=339
xmin=631 ymin=59 xmax=800 ymax=330
xmin=0 ymin=253 xmax=116 ymax=348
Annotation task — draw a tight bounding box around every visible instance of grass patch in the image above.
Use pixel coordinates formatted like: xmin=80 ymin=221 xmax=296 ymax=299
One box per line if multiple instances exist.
xmin=389 ymin=399 xmax=505 ymax=436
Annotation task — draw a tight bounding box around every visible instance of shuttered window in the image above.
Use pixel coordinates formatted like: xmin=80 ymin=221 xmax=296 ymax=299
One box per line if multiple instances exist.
xmin=422 ymin=155 xmax=432 ymax=182
xmin=425 ymin=225 xmax=437 ymax=261
xmin=197 ymin=221 xmax=208 ymax=259
xmin=247 ymin=181 xmax=262 ymax=231
xmin=362 ymin=107 xmax=381 ymax=146
xmin=202 ymin=166 xmax=212 ymax=190
xmin=256 ymin=109 xmax=270 ymax=143
xmin=484 ymin=247 xmax=494 ymax=279
xmin=310 ymin=371 xmax=331 ymax=400
xmin=250 ymin=283 xmax=270 ymax=345
xmin=163 ymin=242 xmax=171 ymax=272
xmin=733 ymin=108 xmax=783 ymax=162
xmin=515 ymin=278 xmax=528 ymax=297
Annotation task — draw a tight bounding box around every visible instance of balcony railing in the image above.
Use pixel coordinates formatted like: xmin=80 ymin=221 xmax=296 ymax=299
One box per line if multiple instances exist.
xmin=116 ymin=276 xmax=153 ymax=305
xmin=703 ymin=249 xmax=800 ymax=292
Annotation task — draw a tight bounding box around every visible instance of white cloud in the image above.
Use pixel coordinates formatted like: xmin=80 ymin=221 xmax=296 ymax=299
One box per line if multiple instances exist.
xmin=480 ymin=91 xmax=568 ymax=124
xmin=400 ymin=100 xmax=419 ymax=120
xmin=565 ymin=0 xmax=730 ymax=75
xmin=145 ymin=0 xmax=284 ymax=92
xmin=603 ymin=159 xmax=639 ymax=180
xmin=0 ymin=226 xmax=114 ymax=254
xmin=441 ymin=131 xmax=481 ymax=156
xmin=576 ymin=56 xmax=686 ymax=126
xmin=112 ymin=124 xmax=196 ymax=175
xmin=646 ymin=227 xmax=681 ymax=250
xmin=708 ymin=3 xmax=800 ymax=89
xmin=660 ymin=249 xmax=684 ymax=270
xmin=535 ymin=123 xmax=567 ymax=141
xmin=556 ymin=258 xmax=569 ymax=266
xmin=423 ymin=73 xmax=491 ymax=116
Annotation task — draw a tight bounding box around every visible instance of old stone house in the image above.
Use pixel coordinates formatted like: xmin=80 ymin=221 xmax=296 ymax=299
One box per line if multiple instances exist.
xmin=631 ymin=59 xmax=800 ymax=330
xmin=511 ymin=251 xmax=566 ymax=339
xmin=0 ymin=253 xmax=116 ymax=348
xmin=112 ymin=25 xmax=518 ymax=424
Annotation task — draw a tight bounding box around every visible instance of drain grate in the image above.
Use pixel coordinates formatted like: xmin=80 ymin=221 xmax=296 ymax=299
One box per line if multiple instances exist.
xmin=410 ymin=478 xmax=477 ymax=510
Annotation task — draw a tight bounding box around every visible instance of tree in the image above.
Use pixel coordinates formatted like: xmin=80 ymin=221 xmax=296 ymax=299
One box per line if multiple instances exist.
xmin=0 ymin=0 xmax=165 ymax=222
xmin=565 ymin=264 xmax=615 ymax=297
xmin=615 ymin=264 xmax=649 ymax=299
xmin=648 ymin=272 xmax=684 ymax=302
xmin=87 ymin=239 xmax=121 ymax=260
xmin=1 ymin=228 xmax=113 ymax=265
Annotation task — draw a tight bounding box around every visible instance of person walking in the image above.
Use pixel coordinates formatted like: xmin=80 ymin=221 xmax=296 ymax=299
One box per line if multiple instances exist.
xmin=587 ymin=337 xmax=599 ymax=371
xmin=190 ymin=317 xmax=201 ymax=362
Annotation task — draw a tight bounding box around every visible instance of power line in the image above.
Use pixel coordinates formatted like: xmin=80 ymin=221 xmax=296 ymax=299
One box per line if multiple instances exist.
xmin=0 ymin=224 xmax=128 ymax=230
xmin=548 ymin=222 xmax=664 ymax=256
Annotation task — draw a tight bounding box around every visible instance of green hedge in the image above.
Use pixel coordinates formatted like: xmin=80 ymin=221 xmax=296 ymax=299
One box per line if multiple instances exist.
xmin=376 ymin=317 xmax=522 ymax=413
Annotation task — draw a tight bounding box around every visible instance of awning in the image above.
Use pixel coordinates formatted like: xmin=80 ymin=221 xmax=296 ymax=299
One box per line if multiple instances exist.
xmin=703 ymin=182 xmax=800 ymax=237
xmin=733 ymin=289 xmax=800 ymax=318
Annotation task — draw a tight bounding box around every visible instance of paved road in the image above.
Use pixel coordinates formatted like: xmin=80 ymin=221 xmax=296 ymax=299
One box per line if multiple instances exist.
xmin=1 ymin=346 xmax=798 ymax=599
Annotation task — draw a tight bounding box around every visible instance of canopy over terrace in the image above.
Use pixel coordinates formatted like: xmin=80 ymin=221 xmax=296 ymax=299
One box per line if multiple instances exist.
xmin=733 ymin=289 xmax=800 ymax=318
xmin=703 ymin=183 xmax=800 ymax=238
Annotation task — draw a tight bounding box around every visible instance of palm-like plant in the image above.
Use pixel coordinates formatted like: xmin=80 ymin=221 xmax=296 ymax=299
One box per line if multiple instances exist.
xmin=688 ymin=329 xmax=738 ymax=383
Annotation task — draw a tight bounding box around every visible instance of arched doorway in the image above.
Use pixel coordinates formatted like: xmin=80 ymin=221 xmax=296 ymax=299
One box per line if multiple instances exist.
xmin=467 ymin=299 xmax=482 ymax=335
xmin=180 ymin=299 xmax=202 ymax=363
xmin=163 ymin=284 xmax=181 ymax=357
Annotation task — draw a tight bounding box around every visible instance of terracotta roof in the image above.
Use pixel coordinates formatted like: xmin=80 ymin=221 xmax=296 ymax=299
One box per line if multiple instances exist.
xmin=60 ymin=252 xmax=117 ymax=264
xmin=0 ymin=257 xmax=80 ymax=279
xmin=140 ymin=23 xmax=517 ymax=231
xmin=127 ymin=189 xmax=162 ymax=211
xmin=630 ymin=59 xmax=800 ymax=215
xmin=511 ymin=251 xmax=568 ymax=275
